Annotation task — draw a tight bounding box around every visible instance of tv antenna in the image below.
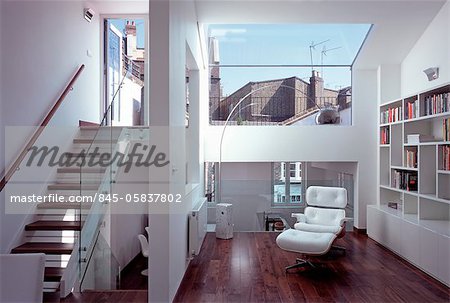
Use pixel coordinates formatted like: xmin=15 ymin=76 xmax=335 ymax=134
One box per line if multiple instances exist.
xmin=309 ymin=39 xmax=330 ymax=71
xmin=320 ymin=45 xmax=341 ymax=76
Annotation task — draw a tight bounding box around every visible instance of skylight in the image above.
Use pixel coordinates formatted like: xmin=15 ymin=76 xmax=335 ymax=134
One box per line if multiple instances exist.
xmin=207 ymin=24 xmax=372 ymax=126
xmin=208 ymin=24 xmax=372 ymax=66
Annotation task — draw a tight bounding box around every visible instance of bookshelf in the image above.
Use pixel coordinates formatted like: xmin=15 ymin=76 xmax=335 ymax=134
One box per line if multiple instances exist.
xmin=368 ymin=82 xmax=450 ymax=287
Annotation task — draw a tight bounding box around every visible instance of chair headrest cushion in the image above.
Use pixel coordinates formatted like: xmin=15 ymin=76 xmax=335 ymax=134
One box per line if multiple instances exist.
xmin=306 ymin=186 xmax=347 ymax=208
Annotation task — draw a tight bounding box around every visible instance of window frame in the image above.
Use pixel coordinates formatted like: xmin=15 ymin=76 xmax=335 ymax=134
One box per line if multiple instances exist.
xmin=272 ymin=161 xmax=305 ymax=208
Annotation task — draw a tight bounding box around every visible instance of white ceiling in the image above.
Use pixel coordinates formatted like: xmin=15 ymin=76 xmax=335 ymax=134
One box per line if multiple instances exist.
xmin=89 ymin=0 xmax=149 ymax=15
xmin=194 ymin=0 xmax=447 ymax=68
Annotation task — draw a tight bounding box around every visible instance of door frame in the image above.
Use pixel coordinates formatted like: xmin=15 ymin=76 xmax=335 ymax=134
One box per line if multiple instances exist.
xmin=100 ymin=14 xmax=149 ymax=125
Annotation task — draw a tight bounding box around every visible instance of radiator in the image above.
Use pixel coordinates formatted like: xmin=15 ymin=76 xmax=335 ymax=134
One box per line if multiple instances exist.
xmin=188 ymin=197 xmax=207 ymax=257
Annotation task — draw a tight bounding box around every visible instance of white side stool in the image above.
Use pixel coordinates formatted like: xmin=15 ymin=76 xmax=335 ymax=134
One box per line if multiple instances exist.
xmin=216 ymin=203 xmax=233 ymax=239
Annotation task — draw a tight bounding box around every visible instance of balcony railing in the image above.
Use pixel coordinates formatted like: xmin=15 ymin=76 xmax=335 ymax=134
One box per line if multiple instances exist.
xmin=210 ymin=95 xmax=351 ymax=125
xmin=122 ymin=54 xmax=144 ymax=84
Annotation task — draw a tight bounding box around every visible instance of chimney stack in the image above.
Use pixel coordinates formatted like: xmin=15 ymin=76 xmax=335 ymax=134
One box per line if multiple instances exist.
xmin=308 ymin=70 xmax=324 ymax=109
xmin=125 ymin=20 xmax=137 ymax=36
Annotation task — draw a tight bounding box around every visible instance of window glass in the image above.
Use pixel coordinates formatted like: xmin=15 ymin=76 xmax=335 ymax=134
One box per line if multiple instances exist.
xmin=208 ymin=24 xmax=371 ymax=126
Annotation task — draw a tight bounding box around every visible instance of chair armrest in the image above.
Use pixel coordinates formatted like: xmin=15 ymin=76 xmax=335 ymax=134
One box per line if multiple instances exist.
xmin=339 ymin=217 xmax=353 ymax=227
xmin=291 ymin=213 xmax=307 ymax=223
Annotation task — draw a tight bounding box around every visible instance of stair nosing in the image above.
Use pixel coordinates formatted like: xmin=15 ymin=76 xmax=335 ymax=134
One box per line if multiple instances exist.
xmin=11 ymin=242 xmax=74 ymax=255
xmin=25 ymin=220 xmax=82 ymax=231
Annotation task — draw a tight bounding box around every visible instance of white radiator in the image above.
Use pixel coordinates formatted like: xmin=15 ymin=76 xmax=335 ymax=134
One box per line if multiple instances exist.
xmin=188 ymin=198 xmax=207 ymax=257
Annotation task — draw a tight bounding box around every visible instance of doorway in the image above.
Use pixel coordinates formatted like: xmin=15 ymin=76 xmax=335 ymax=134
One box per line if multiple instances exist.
xmin=104 ymin=17 xmax=147 ymax=126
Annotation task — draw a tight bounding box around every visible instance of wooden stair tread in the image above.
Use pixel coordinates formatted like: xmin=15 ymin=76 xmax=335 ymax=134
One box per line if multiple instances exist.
xmin=62 ymin=152 xmax=103 ymax=158
xmin=45 ymin=267 xmax=65 ymax=281
xmin=11 ymin=242 xmax=74 ymax=254
xmin=37 ymin=202 xmax=92 ymax=209
xmin=79 ymin=120 xmax=100 ymax=127
xmin=73 ymin=138 xmax=117 ymax=144
xmin=25 ymin=220 xmax=82 ymax=231
xmin=48 ymin=183 xmax=99 ymax=190
xmin=57 ymin=167 xmax=106 ymax=174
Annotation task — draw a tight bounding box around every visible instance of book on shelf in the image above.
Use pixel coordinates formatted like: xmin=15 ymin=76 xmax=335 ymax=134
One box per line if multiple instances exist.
xmin=380 ymin=106 xmax=402 ymax=124
xmin=442 ymin=145 xmax=450 ymax=171
xmin=380 ymin=127 xmax=389 ymax=144
xmin=392 ymin=170 xmax=418 ymax=191
xmin=405 ymin=99 xmax=419 ymax=120
xmin=423 ymin=92 xmax=449 ymax=116
xmin=405 ymin=150 xmax=417 ymax=168
xmin=407 ymin=134 xmax=435 ymax=144
xmin=444 ymin=118 xmax=450 ymax=142
xmin=407 ymin=174 xmax=418 ymax=191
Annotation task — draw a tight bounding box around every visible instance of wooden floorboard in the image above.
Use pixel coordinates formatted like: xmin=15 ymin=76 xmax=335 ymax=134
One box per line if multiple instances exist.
xmin=47 ymin=231 xmax=449 ymax=303
xmin=60 ymin=290 xmax=148 ymax=303
xmin=174 ymin=232 xmax=450 ymax=303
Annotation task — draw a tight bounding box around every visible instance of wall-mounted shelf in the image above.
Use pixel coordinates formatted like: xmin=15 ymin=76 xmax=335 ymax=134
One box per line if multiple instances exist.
xmin=370 ymin=82 xmax=450 ymax=287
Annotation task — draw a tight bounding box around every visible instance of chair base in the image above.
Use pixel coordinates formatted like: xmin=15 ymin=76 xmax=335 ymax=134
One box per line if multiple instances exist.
xmin=331 ymin=245 xmax=346 ymax=254
xmin=285 ymin=258 xmax=316 ymax=272
xmin=141 ymin=269 xmax=148 ymax=276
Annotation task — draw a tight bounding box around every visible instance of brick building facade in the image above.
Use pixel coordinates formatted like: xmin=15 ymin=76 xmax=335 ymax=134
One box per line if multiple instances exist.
xmin=211 ymin=70 xmax=350 ymax=124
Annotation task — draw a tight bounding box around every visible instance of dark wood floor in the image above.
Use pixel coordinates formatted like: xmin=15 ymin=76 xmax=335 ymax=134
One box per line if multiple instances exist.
xmin=60 ymin=290 xmax=147 ymax=303
xmin=174 ymin=232 xmax=450 ymax=303
xmin=118 ymin=254 xmax=148 ymax=290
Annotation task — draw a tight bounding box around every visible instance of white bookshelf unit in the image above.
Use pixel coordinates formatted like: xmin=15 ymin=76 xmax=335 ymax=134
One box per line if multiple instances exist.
xmin=368 ymin=83 xmax=450 ymax=286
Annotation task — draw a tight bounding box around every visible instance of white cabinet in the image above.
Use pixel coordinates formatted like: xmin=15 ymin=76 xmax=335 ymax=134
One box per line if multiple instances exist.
xmin=368 ymin=205 xmax=449 ymax=286
xmin=437 ymin=236 xmax=450 ymax=283
xmin=386 ymin=213 xmax=403 ymax=254
xmin=401 ymin=220 xmax=420 ymax=265
xmin=367 ymin=206 xmax=384 ymax=244
xmin=419 ymin=227 xmax=440 ymax=279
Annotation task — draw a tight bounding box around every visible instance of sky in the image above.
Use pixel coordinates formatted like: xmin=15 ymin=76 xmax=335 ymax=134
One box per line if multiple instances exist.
xmin=208 ymin=24 xmax=371 ymax=95
xmin=109 ymin=19 xmax=145 ymax=49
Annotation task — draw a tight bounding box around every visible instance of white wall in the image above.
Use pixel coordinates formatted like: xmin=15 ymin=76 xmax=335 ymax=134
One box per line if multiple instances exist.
xmin=0 ymin=0 xmax=101 ymax=252
xmin=379 ymin=64 xmax=402 ymax=104
xmin=148 ymin=0 xmax=205 ymax=301
xmin=204 ymin=66 xmax=379 ymax=229
xmin=401 ymin=1 xmax=450 ymax=95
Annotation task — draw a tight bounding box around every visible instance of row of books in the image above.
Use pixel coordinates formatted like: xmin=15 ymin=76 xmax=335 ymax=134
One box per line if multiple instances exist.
xmin=405 ymin=150 xmax=417 ymax=168
xmin=405 ymin=100 xmax=419 ymax=120
xmin=380 ymin=106 xmax=402 ymax=124
xmin=442 ymin=145 xmax=450 ymax=171
xmin=444 ymin=118 xmax=450 ymax=141
xmin=423 ymin=92 xmax=449 ymax=116
xmin=392 ymin=170 xmax=418 ymax=191
xmin=380 ymin=127 xmax=390 ymax=144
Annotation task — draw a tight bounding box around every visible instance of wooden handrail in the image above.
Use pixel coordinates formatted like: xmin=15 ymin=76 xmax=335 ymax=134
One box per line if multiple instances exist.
xmin=0 ymin=64 xmax=85 ymax=192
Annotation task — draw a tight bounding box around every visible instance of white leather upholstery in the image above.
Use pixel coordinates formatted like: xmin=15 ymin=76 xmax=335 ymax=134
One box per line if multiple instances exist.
xmin=294 ymin=222 xmax=341 ymax=234
xmin=306 ymin=186 xmax=347 ymax=208
xmin=303 ymin=207 xmax=345 ymax=226
xmin=276 ymin=229 xmax=336 ymax=255
xmin=0 ymin=253 xmax=45 ymax=303
xmin=294 ymin=186 xmax=348 ymax=234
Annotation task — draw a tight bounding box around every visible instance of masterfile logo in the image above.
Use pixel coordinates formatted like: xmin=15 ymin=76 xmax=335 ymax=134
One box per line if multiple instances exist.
xmin=25 ymin=143 xmax=170 ymax=173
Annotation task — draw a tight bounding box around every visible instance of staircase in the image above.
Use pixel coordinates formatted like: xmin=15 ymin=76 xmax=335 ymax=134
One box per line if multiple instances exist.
xmin=9 ymin=126 xmax=123 ymax=297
